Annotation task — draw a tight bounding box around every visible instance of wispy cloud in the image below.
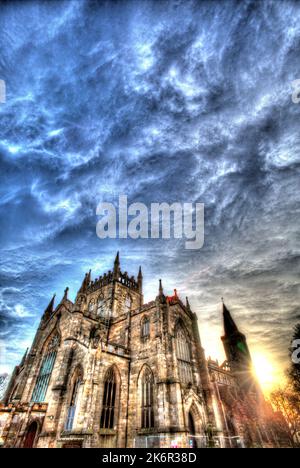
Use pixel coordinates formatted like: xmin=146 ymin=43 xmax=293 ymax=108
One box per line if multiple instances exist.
xmin=0 ymin=0 xmax=299 ymax=388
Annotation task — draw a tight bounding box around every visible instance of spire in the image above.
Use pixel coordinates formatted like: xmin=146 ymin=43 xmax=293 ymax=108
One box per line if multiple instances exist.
xmin=137 ymin=266 xmax=143 ymax=293
xmin=222 ymin=301 xmax=239 ymax=336
xmin=87 ymin=269 xmax=91 ymax=283
xmin=186 ymin=297 xmax=191 ymax=312
xmin=62 ymin=287 xmax=69 ymax=301
xmin=157 ymin=279 xmax=166 ymax=303
xmin=79 ymin=272 xmax=90 ymax=293
xmin=46 ymin=294 xmax=56 ymax=313
xmin=113 ymin=251 xmax=120 ymax=279
xmin=221 ymin=300 xmax=255 ymax=394
xmin=43 ymin=294 xmax=56 ymax=320
xmin=159 ymin=279 xmax=164 ymax=296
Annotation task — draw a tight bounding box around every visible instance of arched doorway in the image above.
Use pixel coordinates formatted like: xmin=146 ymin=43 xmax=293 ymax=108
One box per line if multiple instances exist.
xmin=23 ymin=421 xmax=38 ymax=448
xmin=188 ymin=412 xmax=197 ymax=448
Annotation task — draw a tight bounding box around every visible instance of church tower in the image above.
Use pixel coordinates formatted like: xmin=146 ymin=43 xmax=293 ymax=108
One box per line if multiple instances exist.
xmin=73 ymin=252 xmax=143 ymax=345
xmin=221 ymin=302 xmax=256 ymax=394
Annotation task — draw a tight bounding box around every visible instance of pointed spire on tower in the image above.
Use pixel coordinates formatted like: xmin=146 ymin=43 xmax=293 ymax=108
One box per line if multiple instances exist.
xmin=156 ymin=279 xmax=166 ymax=303
xmin=159 ymin=279 xmax=164 ymax=296
xmin=137 ymin=266 xmax=143 ymax=293
xmin=78 ymin=269 xmax=92 ymax=294
xmin=87 ymin=269 xmax=91 ymax=283
xmin=221 ymin=300 xmax=256 ymax=394
xmin=43 ymin=294 xmax=56 ymax=320
xmin=222 ymin=300 xmax=239 ymax=336
xmin=62 ymin=287 xmax=69 ymax=301
xmin=78 ymin=273 xmax=89 ymax=293
xmin=186 ymin=297 xmax=191 ymax=312
xmin=47 ymin=294 xmax=56 ymax=312
xmin=114 ymin=251 xmax=120 ymax=266
xmin=113 ymin=251 xmax=120 ymax=279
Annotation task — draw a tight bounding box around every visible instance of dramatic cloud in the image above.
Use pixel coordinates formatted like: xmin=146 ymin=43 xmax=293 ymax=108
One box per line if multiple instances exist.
xmin=0 ymin=0 xmax=299 ymax=390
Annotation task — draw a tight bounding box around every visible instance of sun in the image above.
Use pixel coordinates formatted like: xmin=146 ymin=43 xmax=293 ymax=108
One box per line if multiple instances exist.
xmin=252 ymin=353 xmax=276 ymax=393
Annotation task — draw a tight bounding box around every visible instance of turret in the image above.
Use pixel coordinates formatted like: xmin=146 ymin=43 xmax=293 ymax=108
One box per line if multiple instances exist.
xmin=113 ymin=251 xmax=120 ymax=280
xmin=186 ymin=297 xmax=192 ymax=313
xmin=157 ymin=279 xmax=166 ymax=303
xmin=137 ymin=266 xmax=143 ymax=294
xmin=78 ymin=271 xmax=91 ymax=294
xmin=62 ymin=287 xmax=69 ymax=302
xmin=86 ymin=269 xmax=91 ymax=286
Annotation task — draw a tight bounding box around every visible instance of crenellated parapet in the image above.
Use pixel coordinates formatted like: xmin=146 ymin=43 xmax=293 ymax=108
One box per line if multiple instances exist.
xmin=86 ymin=270 xmax=139 ymax=293
xmin=76 ymin=253 xmax=141 ymax=299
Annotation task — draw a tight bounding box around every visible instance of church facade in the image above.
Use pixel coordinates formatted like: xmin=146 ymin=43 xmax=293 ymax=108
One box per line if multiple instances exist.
xmin=0 ymin=254 xmax=289 ymax=448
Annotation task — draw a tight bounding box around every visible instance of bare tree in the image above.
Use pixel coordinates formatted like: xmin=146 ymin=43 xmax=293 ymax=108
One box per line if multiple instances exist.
xmin=270 ymin=386 xmax=300 ymax=447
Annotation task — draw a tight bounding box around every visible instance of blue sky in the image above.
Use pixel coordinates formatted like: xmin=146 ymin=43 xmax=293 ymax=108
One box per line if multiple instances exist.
xmin=0 ymin=0 xmax=300 ymax=391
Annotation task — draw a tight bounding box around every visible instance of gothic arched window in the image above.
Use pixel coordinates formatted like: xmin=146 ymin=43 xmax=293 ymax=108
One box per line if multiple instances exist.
xmin=65 ymin=369 xmax=82 ymax=431
xmin=141 ymin=367 xmax=154 ymax=429
xmin=31 ymin=333 xmax=59 ymax=403
xmin=175 ymin=325 xmax=193 ymax=385
xmin=141 ymin=316 xmax=150 ymax=340
xmin=100 ymin=367 xmax=117 ymax=429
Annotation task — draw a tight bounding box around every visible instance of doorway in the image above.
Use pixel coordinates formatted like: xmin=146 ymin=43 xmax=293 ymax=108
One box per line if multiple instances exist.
xmin=23 ymin=421 xmax=38 ymax=448
xmin=188 ymin=412 xmax=197 ymax=448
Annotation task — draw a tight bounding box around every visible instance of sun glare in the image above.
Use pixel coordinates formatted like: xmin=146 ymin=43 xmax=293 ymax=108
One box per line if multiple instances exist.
xmin=252 ymin=353 xmax=276 ymax=392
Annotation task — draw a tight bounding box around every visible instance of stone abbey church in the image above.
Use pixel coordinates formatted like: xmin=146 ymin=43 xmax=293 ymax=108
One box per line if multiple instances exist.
xmin=0 ymin=254 xmax=289 ymax=448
